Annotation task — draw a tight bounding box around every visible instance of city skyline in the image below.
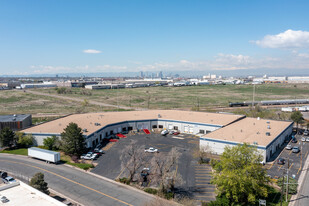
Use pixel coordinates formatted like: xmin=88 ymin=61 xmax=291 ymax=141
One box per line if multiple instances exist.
xmin=1 ymin=0 xmax=309 ymax=76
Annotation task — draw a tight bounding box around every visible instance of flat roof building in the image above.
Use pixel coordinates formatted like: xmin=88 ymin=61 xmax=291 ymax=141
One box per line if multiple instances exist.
xmin=0 ymin=114 xmax=32 ymax=131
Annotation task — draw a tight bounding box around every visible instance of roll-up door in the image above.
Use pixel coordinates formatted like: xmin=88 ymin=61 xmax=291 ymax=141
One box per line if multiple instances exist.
xmin=189 ymin=127 xmax=194 ymax=133
xmin=184 ymin=126 xmax=189 ymax=133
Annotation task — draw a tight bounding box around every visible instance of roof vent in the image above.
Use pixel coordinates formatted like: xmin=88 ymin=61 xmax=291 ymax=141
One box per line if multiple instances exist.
xmin=267 ymin=125 xmax=271 ymax=129
xmin=266 ymin=132 xmax=270 ymax=136
xmin=13 ymin=114 xmax=17 ymax=117
xmin=83 ymin=129 xmax=88 ymax=132
xmin=267 ymin=121 xmax=270 ymax=124
xmin=95 ymin=123 xmax=101 ymax=126
xmin=158 ymin=114 xmax=161 ymax=118
xmin=257 ymin=117 xmax=260 ymax=120
xmin=253 ymin=141 xmax=258 ymax=145
xmin=240 ymin=129 xmax=243 ymax=132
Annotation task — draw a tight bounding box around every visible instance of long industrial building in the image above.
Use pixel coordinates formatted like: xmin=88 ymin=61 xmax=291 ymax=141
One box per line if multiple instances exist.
xmin=21 ymin=110 xmax=293 ymax=162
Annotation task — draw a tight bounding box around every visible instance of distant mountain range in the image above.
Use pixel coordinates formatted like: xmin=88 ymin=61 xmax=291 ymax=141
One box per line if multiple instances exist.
xmin=1 ymin=68 xmax=309 ymax=78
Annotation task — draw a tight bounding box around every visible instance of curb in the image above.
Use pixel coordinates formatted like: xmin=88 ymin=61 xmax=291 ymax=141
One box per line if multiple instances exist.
xmin=288 ymin=153 xmax=309 ymax=206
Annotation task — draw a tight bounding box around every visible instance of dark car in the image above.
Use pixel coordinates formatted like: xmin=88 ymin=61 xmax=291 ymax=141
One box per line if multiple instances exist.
xmin=291 ymin=138 xmax=297 ymax=143
xmin=277 ymin=158 xmax=285 ymax=165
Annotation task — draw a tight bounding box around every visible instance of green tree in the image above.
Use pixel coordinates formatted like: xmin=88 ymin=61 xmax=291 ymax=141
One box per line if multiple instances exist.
xmin=30 ymin=172 xmax=49 ymax=194
xmin=17 ymin=134 xmax=34 ymax=148
xmin=211 ymin=143 xmax=270 ymax=205
xmin=43 ymin=136 xmax=59 ymax=150
xmin=0 ymin=127 xmax=15 ymax=148
xmin=60 ymin=122 xmax=86 ymax=156
xmin=291 ymin=111 xmax=304 ymax=133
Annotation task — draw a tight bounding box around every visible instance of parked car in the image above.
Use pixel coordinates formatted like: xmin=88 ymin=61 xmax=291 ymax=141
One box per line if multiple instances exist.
xmin=161 ymin=130 xmax=168 ymax=136
xmin=0 ymin=196 xmax=9 ymax=203
xmin=277 ymin=158 xmax=285 ymax=165
xmin=81 ymin=152 xmax=97 ymax=160
xmin=95 ymin=144 xmax=102 ymax=149
xmin=3 ymin=176 xmax=16 ymax=184
xmin=291 ymin=138 xmax=298 ymax=143
xmin=145 ymin=147 xmax=158 ymax=153
xmin=292 ymin=146 xmax=300 ymax=153
xmin=301 ymin=137 xmax=306 ymax=142
xmin=304 ymin=130 xmax=309 ymax=136
xmin=285 ymin=144 xmax=292 ymax=150
xmin=94 ymin=148 xmax=104 ymax=154
xmin=306 ymin=137 xmax=309 ymax=142
xmin=169 ymin=130 xmax=175 ymax=135
xmin=173 ymin=131 xmax=180 ymax=135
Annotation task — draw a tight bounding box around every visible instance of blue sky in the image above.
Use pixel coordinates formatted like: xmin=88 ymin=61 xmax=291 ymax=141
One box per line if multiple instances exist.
xmin=1 ymin=0 xmax=309 ymax=75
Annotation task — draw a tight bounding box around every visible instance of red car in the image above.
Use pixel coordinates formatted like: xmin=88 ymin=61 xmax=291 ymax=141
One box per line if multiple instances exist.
xmin=173 ymin=131 xmax=180 ymax=135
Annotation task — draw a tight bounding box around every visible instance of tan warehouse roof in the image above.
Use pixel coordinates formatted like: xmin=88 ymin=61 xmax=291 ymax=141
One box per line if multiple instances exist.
xmin=22 ymin=110 xmax=244 ymax=135
xmin=202 ymin=117 xmax=292 ymax=147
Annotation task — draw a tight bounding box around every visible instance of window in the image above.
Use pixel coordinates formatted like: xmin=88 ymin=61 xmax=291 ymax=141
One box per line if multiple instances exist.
xmin=159 ymin=125 xmax=163 ymax=128
xmin=110 ymin=130 xmax=114 ymax=135
xmin=173 ymin=126 xmax=178 ymax=130
xmin=206 ymin=130 xmax=211 ymax=134
xmin=199 ymin=129 xmax=205 ymax=134
xmin=105 ymin=132 xmax=108 ymax=137
xmin=152 ymin=125 xmax=157 ymax=128
xmin=122 ymin=127 xmax=127 ymax=131
xmin=128 ymin=126 xmax=133 ymax=131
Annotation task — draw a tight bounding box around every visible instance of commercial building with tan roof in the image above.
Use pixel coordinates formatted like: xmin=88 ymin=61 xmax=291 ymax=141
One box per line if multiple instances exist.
xmin=200 ymin=117 xmax=293 ymax=162
xmin=22 ymin=110 xmax=244 ymax=148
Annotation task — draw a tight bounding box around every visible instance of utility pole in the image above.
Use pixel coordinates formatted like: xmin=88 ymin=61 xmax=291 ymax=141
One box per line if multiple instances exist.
xmin=280 ymin=172 xmax=284 ymax=206
xmin=286 ymin=158 xmax=289 ymax=202
xmin=197 ymin=97 xmax=200 ymax=111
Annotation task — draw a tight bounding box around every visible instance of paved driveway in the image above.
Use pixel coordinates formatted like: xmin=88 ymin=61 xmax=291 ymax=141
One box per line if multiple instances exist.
xmin=92 ymin=132 xmax=216 ymax=202
xmin=0 ymin=154 xmax=153 ymax=206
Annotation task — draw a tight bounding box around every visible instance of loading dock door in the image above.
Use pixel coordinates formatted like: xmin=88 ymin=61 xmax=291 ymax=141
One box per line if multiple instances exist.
xmin=189 ymin=127 xmax=194 ymax=133
xmin=184 ymin=126 xmax=189 ymax=133
xmin=137 ymin=124 xmax=143 ymax=130
xmin=168 ymin=124 xmax=173 ymax=130
xmin=118 ymin=127 xmax=121 ymax=133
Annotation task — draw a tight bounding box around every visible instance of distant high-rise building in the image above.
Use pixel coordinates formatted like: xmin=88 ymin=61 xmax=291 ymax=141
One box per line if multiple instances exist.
xmin=158 ymin=71 xmax=163 ymax=78
xmin=140 ymin=71 xmax=144 ymax=78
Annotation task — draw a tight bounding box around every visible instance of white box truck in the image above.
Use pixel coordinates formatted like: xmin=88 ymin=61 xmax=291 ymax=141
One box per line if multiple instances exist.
xmin=28 ymin=147 xmax=60 ymax=163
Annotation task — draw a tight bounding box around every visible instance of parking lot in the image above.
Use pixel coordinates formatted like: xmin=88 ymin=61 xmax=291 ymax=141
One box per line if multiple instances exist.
xmin=266 ymin=134 xmax=309 ymax=180
xmin=91 ymin=131 xmax=215 ymax=202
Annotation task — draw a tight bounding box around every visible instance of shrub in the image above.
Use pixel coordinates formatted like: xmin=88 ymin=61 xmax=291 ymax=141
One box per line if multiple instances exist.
xmin=144 ymin=188 xmax=158 ymax=195
xmin=119 ymin=177 xmax=130 ymax=185
xmin=18 ymin=134 xmax=33 ymax=148
xmin=207 ymin=196 xmax=230 ymax=206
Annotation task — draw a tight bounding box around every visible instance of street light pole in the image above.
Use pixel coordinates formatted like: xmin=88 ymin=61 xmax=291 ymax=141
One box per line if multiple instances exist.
xmin=286 ymin=158 xmax=289 ymax=202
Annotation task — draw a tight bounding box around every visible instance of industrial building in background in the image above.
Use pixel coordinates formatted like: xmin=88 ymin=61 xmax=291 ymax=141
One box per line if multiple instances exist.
xmin=0 ymin=114 xmax=32 ymax=131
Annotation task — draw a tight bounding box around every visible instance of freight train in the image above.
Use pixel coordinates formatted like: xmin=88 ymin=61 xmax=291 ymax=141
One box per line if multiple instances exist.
xmin=229 ymin=99 xmax=309 ymax=107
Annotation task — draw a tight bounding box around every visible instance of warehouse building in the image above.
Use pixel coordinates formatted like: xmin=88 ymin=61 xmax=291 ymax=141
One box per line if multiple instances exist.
xmin=21 ymin=110 xmax=293 ymax=162
xmin=22 ymin=110 xmax=244 ymax=147
xmin=200 ymin=117 xmax=293 ymax=162
xmin=0 ymin=114 xmax=32 ymax=131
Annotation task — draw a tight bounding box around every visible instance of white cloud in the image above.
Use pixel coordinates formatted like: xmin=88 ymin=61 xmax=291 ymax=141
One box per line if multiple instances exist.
xmin=254 ymin=29 xmax=309 ymax=49
xmin=83 ymin=49 xmax=102 ymax=54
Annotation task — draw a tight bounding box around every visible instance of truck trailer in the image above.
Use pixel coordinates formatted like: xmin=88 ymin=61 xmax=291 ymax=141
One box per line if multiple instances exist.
xmin=28 ymin=147 xmax=60 ymax=163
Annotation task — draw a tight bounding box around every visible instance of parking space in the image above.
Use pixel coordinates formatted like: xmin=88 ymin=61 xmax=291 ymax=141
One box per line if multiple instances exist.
xmin=91 ymin=132 xmax=216 ymax=202
xmin=267 ymin=134 xmax=309 ymax=180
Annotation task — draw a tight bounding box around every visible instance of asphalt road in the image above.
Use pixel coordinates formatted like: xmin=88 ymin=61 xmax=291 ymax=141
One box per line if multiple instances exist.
xmin=0 ymin=154 xmax=153 ymax=206
xmin=294 ymin=169 xmax=309 ymax=206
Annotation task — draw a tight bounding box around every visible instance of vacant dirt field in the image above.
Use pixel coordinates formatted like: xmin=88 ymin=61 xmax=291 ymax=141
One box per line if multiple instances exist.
xmin=1 ymin=84 xmax=308 ymax=116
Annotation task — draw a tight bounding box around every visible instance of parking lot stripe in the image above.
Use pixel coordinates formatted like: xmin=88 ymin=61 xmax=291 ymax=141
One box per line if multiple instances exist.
xmin=278 ymin=165 xmax=283 ymax=171
xmin=267 ymin=163 xmax=274 ymax=170
xmin=305 ymin=151 xmax=309 ymax=158
xmin=297 ymin=167 xmax=301 ymax=175
xmin=289 ymin=150 xmax=293 ymax=155
xmin=116 ymin=167 xmax=126 ymax=180
xmin=289 ymin=163 xmax=293 ymax=170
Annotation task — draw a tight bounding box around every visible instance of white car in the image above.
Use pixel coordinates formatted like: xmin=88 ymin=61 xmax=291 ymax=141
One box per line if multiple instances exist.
xmin=161 ymin=130 xmax=168 ymax=136
xmin=81 ymin=152 xmax=97 ymax=160
xmin=285 ymin=144 xmax=292 ymax=150
xmin=3 ymin=176 xmax=16 ymax=184
xmin=145 ymin=147 xmax=158 ymax=153
xmin=306 ymin=137 xmax=309 ymax=142
xmin=301 ymin=137 xmax=306 ymax=142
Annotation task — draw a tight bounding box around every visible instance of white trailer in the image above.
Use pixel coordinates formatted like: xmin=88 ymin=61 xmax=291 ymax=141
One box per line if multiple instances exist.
xmin=28 ymin=147 xmax=60 ymax=163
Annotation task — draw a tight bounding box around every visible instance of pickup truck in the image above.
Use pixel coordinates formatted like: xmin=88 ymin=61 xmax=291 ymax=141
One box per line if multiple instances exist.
xmin=81 ymin=152 xmax=98 ymax=160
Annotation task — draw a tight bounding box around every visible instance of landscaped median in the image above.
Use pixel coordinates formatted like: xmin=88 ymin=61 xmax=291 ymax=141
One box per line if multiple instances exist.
xmin=0 ymin=147 xmax=94 ymax=171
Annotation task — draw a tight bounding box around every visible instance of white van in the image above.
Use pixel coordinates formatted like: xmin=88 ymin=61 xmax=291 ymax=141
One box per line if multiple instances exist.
xmin=161 ymin=130 xmax=169 ymax=136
